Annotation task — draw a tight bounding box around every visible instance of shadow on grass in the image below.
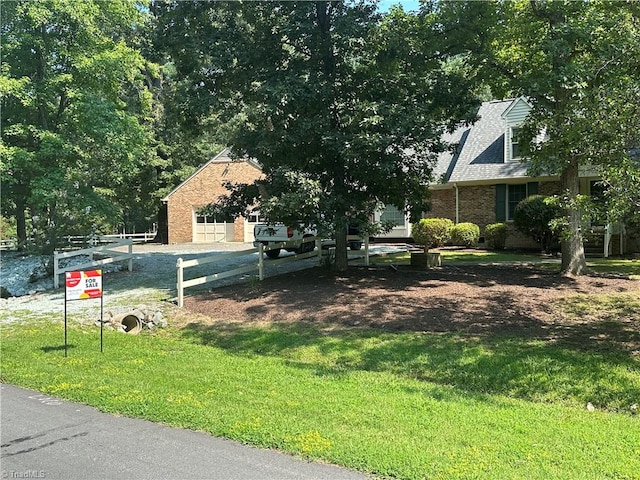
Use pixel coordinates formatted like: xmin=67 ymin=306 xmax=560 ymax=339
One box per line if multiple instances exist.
xmin=40 ymin=344 xmax=75 ymax=353
xmin=180 ymin=263 xmax=639 ymax=410
xmin=181 ymin=321 xmax=639 ymax=411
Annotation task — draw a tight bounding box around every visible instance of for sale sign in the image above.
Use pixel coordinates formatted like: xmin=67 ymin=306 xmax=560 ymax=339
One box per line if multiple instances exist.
xmin=65 ymin=270 xmax=102 ymax=300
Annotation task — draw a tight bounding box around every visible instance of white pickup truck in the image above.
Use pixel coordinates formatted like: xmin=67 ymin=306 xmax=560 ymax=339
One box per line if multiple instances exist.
xmin=253 ymin=224 xmax=316 ymax=259
xmin=253 ymin=224 xmax=363 ymax=259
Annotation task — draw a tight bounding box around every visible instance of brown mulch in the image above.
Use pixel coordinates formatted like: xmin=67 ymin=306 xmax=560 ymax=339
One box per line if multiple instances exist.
xmin=182 ymin=264 xmax=640 ymax=351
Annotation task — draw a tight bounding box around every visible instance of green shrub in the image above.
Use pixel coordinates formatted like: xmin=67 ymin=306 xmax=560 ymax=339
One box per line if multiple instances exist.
xmin=485 ymin=223 xmax=508 ymax=250
xmin=412 ymin=218 xmax=454 ymax=251
xmin=451 ymin=222 xmax=480 ymax=248
xmin=513 ymin=195 xmax=563 ymax=253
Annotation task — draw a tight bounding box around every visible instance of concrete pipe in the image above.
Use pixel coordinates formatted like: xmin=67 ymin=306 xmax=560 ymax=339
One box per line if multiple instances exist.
xmin=119 ymin=314 xmax=143 ymax=334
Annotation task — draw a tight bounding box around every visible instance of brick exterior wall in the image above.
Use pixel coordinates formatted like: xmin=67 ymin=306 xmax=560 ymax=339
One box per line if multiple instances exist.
xmin=428 ymin=189 xmax=455 ymax=221
xmin=425 ymin=180 xmax=564 ymax=250
xmin=165 ymin=160 xmax=263 ymax=244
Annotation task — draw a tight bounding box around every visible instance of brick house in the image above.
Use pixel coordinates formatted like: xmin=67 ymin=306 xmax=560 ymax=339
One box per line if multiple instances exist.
xmin=425 ymin=97 xmax=629 ymax=254
xmin=162 ymin=149 xmax=263 ymax=244
xmin=161 ymin=148 xmax=413 ymax=245
xmin=161 ymin=98 xmax=633 ymax=252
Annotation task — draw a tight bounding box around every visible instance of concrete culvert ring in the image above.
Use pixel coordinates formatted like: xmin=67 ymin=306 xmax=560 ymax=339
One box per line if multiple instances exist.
xmin=120 ymin=314 xmax=143 ymax=334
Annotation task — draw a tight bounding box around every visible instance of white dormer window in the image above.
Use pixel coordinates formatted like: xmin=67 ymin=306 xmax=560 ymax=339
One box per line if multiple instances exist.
xmin=501 ymin=96 xmax=533 ymax=162
xmin=510 ymin=127 xmax=521 ymax=160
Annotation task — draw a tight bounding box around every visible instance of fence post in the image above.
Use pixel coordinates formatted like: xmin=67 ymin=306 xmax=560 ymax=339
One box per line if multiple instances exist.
xmin=316 ymin=238 xmax=322 ymax=263
xmin=364 ymin=236 xmax=370 ymax=266
xmin=54 ymin=251 xmax=60 ymax=289
xmin=258 ymin=244 xmax=264 ymax=280
xmin=127 ymin=240 xmax=133 ymax=272
xmin=176 ymin=257 xmax=184 ymax=308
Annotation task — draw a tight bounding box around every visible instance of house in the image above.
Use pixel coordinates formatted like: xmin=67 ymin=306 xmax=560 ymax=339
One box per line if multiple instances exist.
xmin=161 ymin=148 xmax=412 ymax=245
xmin=161 ymin=97 xmax=632 ymax=253
xmin=425 ymin=96 xmax=630 ymax=254
xmin=161 ymin=149 xmax=263 ymax=244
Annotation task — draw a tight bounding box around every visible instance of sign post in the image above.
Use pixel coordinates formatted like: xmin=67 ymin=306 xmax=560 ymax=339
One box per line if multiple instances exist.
xmin=64 ymin=270 xmax=103 ymax=356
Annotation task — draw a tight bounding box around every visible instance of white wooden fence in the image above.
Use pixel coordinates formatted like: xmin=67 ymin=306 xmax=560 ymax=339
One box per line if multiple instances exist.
xmin=61 ymin=232 xmax=156 ymax=247
xmin=0 ymin=239 xmax=16 ymax=251
xmin=53 ymin=239 xmax=133 ymax=288
xmin=176 ymin=236 xmax=370 ymax=307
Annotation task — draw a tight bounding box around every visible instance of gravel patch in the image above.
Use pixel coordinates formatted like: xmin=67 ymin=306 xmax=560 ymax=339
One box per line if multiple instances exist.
xmin=0 ymin=242 xmax=405 ymax=325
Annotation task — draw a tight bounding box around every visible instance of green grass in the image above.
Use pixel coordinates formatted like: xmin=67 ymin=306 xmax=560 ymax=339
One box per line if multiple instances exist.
xmin=2 ymin=316 xmax=639 ymax=480
xmin=586 ymin=258 xmax=640 ymax=277
xmin=369 ymin=249 xmax=549 ymax=266
xmin=370 ymin=248 xmax=640 ymax=277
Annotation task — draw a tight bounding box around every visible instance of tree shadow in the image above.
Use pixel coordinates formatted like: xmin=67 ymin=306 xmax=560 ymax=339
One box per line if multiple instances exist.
xmin=181 ymin=320 xmax=639 ymax=411
xmin=181 ymin=264 xmax=640 ymax=411
xmin=40 ymin=344 xmax=76 ymax=353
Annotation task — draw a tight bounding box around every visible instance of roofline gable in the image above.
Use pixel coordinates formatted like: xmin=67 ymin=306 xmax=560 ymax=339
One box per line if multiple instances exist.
xmin=161 ymin=148 xmax=262 ymax=202
xmin=500 ymin=96 xmax=533 ymax=120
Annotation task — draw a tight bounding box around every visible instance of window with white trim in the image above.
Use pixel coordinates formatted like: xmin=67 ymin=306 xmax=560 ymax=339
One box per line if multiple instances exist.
xmin=495 ymin=182 xmax=539 ymax=222
xmin=510 ymin=127 xmax=521 ymax=160
xmin=507 ymin=184 xmax=527 ymax=220
xmin=380 ymin=205 xmax=405 ymax=227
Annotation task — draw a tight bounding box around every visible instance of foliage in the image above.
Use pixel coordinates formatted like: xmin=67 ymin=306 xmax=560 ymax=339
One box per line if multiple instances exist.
xmin=0 ymin=0 xmax=160 ymax=252
xmin=412 ymin=218 xmax=454 ymax=251
xmin=153 ymin=1 xmax=480 ymax=270
xmin=444 ymin=0 xmax=640 ymax=275
xmin=513 ymin=195 xmax=563 ymax=253
xmin=484 ymin=223 xmax=508 ymax=250
xmin=0 ymin=216 xmax=17 ymax=240
xmin=601 ymin=155 xmax=640 ymax=225
xmin=450 ymin=222 xmax=480 ymax=248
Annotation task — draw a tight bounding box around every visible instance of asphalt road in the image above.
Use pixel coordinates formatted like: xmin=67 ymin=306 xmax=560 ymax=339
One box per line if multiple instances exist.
xmin=1 ymin=384 xmax=369 ymax=480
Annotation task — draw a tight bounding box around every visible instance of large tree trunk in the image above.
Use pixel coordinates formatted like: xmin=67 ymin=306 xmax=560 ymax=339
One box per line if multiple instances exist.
xmin=334 ymin=221 xmax=349 ymax=272
xmin=560 ymin=158 xmax=587 ymax=275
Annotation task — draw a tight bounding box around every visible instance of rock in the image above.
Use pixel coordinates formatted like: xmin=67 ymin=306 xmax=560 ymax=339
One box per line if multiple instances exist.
xmin=586 ymin=402 xmax=595 ymax=412
xmin=152 ymin=311 xmax=166 ymax=328
xmin=631 ymin=403 xmax=638 ymax=415
xmin=0 ymin=285 xmax=12 ymax=299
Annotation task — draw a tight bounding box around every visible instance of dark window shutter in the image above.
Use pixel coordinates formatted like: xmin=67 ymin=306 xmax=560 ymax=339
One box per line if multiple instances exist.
xmin=527 ymin=182 xmax=539 ymax=196
xmin=495 ymin=184 xmax=507 ymax=222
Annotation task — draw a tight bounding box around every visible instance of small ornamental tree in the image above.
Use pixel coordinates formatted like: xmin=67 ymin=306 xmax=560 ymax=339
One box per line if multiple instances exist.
xmin=451 ymin=222 xmax=480 ymax=248
xmin=412 ymin=218 xmax=454 ymax=252
xmin=513 ymin=195 xmax=563 ymax=253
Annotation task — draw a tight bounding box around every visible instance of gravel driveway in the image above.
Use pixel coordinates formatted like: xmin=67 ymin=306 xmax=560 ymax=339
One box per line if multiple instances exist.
xmin=0 ymin=242 xmax=404 ymax=324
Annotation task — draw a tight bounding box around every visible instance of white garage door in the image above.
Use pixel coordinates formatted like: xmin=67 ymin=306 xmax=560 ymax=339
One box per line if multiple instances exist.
xmin=243 ymin=212 xmax=263 ymax=243
xmin=193 ymin=213 xmax=234 ymax=243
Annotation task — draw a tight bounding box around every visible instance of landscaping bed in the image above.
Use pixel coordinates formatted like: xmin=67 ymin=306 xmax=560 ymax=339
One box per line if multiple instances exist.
xmin=183 ymin=263 xmax=640 ymax=353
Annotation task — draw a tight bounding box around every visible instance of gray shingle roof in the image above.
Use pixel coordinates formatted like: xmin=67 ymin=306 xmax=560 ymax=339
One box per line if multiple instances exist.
xmin=433 ymin=99 xmax=532 ymax=185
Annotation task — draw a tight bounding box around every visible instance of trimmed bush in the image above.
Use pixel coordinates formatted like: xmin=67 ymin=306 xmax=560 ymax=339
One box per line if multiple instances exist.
xmin=485 ymin=223 xmax=507 ymax=250
xmin=412 ymin=218 xmax=454 ymax=251
xmin=513 ymin=195 xmax=562 ymax=253
xmin=451 ymin=222 xmax=480 ymax=248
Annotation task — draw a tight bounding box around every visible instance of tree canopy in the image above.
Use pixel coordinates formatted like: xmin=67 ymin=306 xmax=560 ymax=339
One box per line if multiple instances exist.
xmin=153 ymin=0 xmax=479 ymax=269
xmin=0 ymin=0 xmax=161 ymax=250
xmin=443 ymin=0 xmax=640 ymax=274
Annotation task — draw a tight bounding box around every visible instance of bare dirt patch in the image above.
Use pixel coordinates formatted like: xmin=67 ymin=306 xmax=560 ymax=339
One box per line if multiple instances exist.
xmin=183 ymin=264 xmax=640 ymax=352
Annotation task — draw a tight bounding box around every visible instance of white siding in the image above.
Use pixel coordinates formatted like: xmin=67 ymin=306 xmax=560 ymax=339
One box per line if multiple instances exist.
xmin=503 ymin=98 xmax=531 ymax=126
xmin=502 ymin=97 xmax=532 ymax=162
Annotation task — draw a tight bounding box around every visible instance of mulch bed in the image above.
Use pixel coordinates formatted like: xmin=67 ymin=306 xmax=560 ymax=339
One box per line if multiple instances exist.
xmin=182 ymin=264 xmax=640 ymax=352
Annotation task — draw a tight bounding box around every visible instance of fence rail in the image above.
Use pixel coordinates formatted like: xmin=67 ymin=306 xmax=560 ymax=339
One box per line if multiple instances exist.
xmin=176 ymin=238 xmax=323 ymax=308
xmin=176 ymin=236 xmax=370 ymax=308
xmin=61 ymin=232 xmax=156 ymax=247
xmin=0 ymin=239 xmax=17 ymax=251
xmin=0 ymin=231 xmax=155 ymax=252
xmin=53 ymin=239 xmax=133 ymax=288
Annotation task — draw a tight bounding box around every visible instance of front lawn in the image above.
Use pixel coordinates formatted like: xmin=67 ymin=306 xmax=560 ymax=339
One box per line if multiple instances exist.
xmin=2 ymin=312 xmax=639 ymax=478
xmin=1 ymin=254 xmax=639 ymax=480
